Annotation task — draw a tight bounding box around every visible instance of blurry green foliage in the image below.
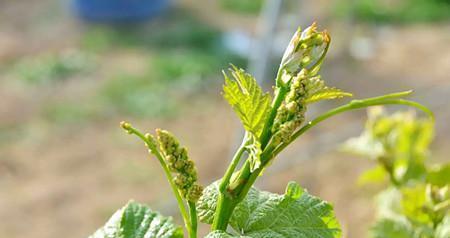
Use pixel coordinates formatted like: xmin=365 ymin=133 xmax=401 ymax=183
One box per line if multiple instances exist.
xmin=344 ymin=108 xmax=449 ymax=238
xmin=334 ymin=0 xmax=450 ymax=23
xmin=100 ymin=72 xmax=179 ymax=118
xmin=371 ymin=184 xmax=449 ymax=238
xmin=427 ymin=164 xmax=450 ymax=187
xmin=220 ymin=0 xmax=264 ymax=14
xmin=42 ymin=101 xmax=100 ymax=124
xmin=13 ymin=50 xmax=95 ymax=84
xmin=81 ymin=10 xmax=246 ymax=118
xmin=343 ymin=107 xmax=433 ymax=186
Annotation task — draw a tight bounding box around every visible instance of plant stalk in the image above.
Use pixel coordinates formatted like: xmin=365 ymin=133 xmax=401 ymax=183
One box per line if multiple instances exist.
xmin=211 ymin=194 xmax=238 ymax=231
xmin=212 ymin=136 xmax=247 ymax=230
xmin=259 ymin=71 xmax=287 ymax=149
xmin=188 ymin=201 xmax=198 ymax=238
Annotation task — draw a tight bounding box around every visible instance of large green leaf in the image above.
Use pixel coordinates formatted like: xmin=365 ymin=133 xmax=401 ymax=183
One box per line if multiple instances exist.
xmin=223 ymin=66 xmax=271 ymax=137
xmin=89 ymin=200 xmax=183 ymax=238
xmin=198 ymin=181 xmax=341 ymax=238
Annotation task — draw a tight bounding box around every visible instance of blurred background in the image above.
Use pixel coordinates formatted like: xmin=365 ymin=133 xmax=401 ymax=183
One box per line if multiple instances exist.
xmin=0 ymin=0 xmax=449 ymax=237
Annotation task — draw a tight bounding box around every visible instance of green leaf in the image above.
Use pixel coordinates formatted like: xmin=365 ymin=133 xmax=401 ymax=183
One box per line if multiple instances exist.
xmin=370 ymin=217 xmax=415 ymax=238
xmin=427 ymin=164 xmax=450 ymax=186
xmin=223 ymin=66 xmax=271 ymax=137
xmin=435 ymin=214 xmax=450 ymax=238
xmin=401 ymin=184 xmax=433 ymax=225
xmin=198 ymin=181 xmax=341 ymax=238
xmin=357 ymin=165 xmax=388 ymax=186
xmin=305 ymin=77 xmax=352 ymax=104
xmin=370 ymin=215 xmax=435 ymax=238
xmin=89 ymin=201 xmax=183 ymax=238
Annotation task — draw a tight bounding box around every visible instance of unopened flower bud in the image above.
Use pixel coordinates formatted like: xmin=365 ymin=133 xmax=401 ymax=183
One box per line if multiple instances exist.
xmin=280 ymin=23 xmax=330 ymax=76
xmin=186 ymin=184 xmax=204 ymax=202
xmin=286 ymin=102 xmax=297 ymax=113
xmin=120 ymin=121 xmax=132 ymax=133
xmin=174 ymin=174 xmax=188 ymax=187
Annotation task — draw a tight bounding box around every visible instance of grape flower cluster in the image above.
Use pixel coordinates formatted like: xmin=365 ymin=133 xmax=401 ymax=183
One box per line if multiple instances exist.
xmin=156 ymin=129 xmax=203 ymax=202
xmin=272 ymin=23 xmax=330 ymax=143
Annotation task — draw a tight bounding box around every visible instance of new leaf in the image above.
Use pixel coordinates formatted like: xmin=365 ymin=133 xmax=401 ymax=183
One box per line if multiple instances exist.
xmin=223 ymin=66 xmax=271 ymax=137
xmin=305 ymin=77 xmax=352 ymax=104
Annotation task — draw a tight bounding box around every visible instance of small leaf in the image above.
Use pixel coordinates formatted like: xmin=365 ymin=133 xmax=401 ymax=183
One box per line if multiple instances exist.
xmin=401 ymin=184 xmax=432 ymax=224
xmin=245 ymin=133 xmax=263 ymax=172
xmin=427 ymin=164 xmax=450 ymax=186
xmin=198 ymin=181 xmax=341 ymax=238
xmin=357 ymin=165 xmax=387 ymax=186
xmin=285 ymin=181 xmax=304 ymax=199
xmin=89 ymin=201 xmax=183 ymax=238
xmin=223 ymin=66 xmax=271 ymax=137
xmin=305 ymin=77 xmax=352 ymax=104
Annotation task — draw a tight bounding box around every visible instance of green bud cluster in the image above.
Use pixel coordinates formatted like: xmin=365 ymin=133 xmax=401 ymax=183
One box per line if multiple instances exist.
xmin=156 ymin=129 xmax=203 ymax=202
xmin=270 ymin=23 xmax=331 ymax=145
xmin=272 ymin=71 xmax=309 ymax=143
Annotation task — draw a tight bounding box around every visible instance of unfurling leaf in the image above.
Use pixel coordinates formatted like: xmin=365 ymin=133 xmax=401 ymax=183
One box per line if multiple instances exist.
xmin=89 ymin=201 xmax=183 ymax=238
xmin=305 ymin=76 xmax=352 ymax=104
xmin=198 ymin=181 xmax=341 ymax=238
xmin=245 ymin=133 xmax=262 ymax=172
xmin=223 ymin=66 xmax=271 ymax=137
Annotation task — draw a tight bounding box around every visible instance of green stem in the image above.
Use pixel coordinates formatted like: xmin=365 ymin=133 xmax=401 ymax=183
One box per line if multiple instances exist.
xmin=260 ymin=78 xmax=288 ymax=148
xmin=212 ymin=136 xmax=247 ymax=231
xmin=219 ymin=136 xmax=247 ymax=193
xmin=188 ymin=201 xmax=198 ymax=238
xmin=124 ymin=126 xmax=191 ymax=235
xmin=211 ymin=194 xmax=238 ymax=231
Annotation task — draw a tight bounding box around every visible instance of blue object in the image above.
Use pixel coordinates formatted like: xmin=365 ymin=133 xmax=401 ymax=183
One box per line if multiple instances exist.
xmin=72 ymin=0 xmax=170 ymax=23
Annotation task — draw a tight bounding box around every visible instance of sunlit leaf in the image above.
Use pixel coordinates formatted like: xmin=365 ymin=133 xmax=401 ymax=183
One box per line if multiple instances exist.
xmin=223 ymin=66 xmax=271 ymax=137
